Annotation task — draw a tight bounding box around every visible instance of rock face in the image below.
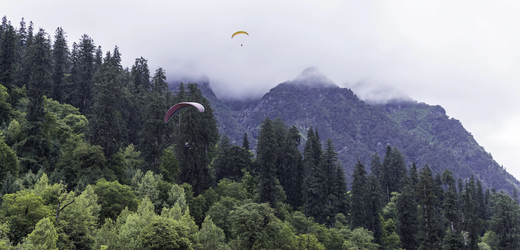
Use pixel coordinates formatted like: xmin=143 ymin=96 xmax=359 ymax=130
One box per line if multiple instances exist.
xmin=171 ymin=69 xmax=520 ymax=194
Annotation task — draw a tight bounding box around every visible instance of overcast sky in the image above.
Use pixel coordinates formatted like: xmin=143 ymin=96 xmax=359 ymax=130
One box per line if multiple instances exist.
xmin=5 ymin=0 xmax=520 ymax=179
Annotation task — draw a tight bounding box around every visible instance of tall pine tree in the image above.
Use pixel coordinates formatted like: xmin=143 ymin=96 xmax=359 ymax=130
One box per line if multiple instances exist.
xmin=51 ymin=27 xmax=69 ymax=103
xmin=175 ymin=83 xmax=218 ymax=195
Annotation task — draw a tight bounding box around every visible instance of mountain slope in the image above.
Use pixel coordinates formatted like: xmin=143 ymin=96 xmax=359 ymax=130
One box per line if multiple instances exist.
xmin=172 ymin=69 xmax=519 ymax=194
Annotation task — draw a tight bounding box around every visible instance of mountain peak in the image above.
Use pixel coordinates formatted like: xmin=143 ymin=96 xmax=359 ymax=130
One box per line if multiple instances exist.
xmin=292 ymin=67 xmax=336 ymax=87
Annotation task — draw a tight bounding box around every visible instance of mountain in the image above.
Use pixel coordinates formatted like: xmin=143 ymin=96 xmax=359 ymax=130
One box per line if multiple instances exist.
xmin=171 ymin=68 xmax=520 ymax=194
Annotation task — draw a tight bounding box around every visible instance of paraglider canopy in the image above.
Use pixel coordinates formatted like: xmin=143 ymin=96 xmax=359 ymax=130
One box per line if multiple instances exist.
xmin=164 ymin=102 xmax=205 ymax=123
xmin=231 ymin=31 xmax=249 ymax=38
xmin=232 ymin=31 xmax=249 ymax=46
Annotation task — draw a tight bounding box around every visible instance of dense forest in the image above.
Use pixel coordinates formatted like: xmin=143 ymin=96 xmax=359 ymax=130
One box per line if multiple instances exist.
xmin=1 ymin=16 xmax=520 ymax=250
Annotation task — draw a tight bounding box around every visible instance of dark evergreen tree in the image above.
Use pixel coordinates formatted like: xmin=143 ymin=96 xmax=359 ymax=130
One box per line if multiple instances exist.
xmin=409 ymin=161 xmax=419 ymax=186
xmin=460 ymin=176 xmax=480 ymax=249
xmin=380 ymin=146 xmax=407 ymax=203
xmin=131 ymin=57 xmax=151 ymax=91
xmin=68 ymin=34 xmax=95 ymax=113
xmin=213 ymin=134 xmax=249 ymax=183
xmin=366 ymin=173 xmax=383 ymax=247
xmin=302 ymin=127 xmax=326 ymax=224
xmin=256 ymin=117 xmax=280 ymax=207
xmin=242 ymin=132 xmax=250 ymax=150
xmin=126 ymin=57 xmax=151 ymax=145
xmin=138 ymin=67 xmax=170 ymax=170
xmin=22 ymin=28 xmax=52 ymax=172
xmin=489 ymin=191 xmax=520 ymax=250
xmin=0 ymin=20 xmax=16 ymax=95
xmin=322 ymin=139 xmax=347 ymax=227
xmin=50 ymin=27 xmax=69 ymax=103
xmin=396 ymin=175 xmax=418 ymax=250
xmin=281 ymin=126 xmax=304 ymax=210
xmin=350 ymin=160 xmax=367 ymax=229
xmin=175 ymin=83 xmax=218 ymax=195
xmin=88 ymin=47 xmax=127 ymax=161
xmin=417 ymin=165 xmax=441 ymax=250
xmin=370 ymin=152 xmax=382 ymax=178
xmin=442 ymin=169 xmax=459 ymax=233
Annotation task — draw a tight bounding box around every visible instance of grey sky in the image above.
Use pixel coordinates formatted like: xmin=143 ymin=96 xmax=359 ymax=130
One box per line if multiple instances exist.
xmin=5 ymin=0 xmax=520 ymax=179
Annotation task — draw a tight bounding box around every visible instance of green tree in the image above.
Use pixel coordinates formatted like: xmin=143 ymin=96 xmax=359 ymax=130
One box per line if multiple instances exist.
xmin=0 ymin=191 xmax=52 ymax=244
xmin=56 ymin=135 xmax=109 ymax=189
xmin=198 ymin=215 xmax=230 ymax=250
xmin=60 ymin=185 xmax=100 ymax=249
xmin=92 ymin=178 xmax=139 ymax=224
xmin=343 ymin=227 xmax=380 ymax=250
xmin=229 ymin=202 xmax=296 ymax=249
xmin=159 ymin=145 xmax=180 ymax=183
xmin=140 ymin=216 xmax=193 ymax=250
xmin=0 ymin=84 xmax=12 ymax=126
xmin=0 ymin=135 xmax=18 ymax=184
xmin=23 ymin=217 xmax=58 ymax=250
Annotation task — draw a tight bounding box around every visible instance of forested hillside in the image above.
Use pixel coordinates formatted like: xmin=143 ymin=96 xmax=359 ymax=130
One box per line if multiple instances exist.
xmin=1 ymin=16 xmax=520 ymax=249
xmin=197 ymin=68 xmax=519 ymax=196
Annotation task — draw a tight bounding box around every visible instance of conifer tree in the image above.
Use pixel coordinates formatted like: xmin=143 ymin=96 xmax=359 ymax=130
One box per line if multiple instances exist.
xmin=23 ymin=28 xmax=52 ymax=172
xmin=256 ymin=117 xmax=279 ymax=207
xmin=51 ymin=27 xmax=69 ymax=103
xmin=416 ymin=165 xmax=441 ymax=250
xmin=69 ymin=34 xmax=95 ymax=113
xmin=380 ymin=146 xmax=407 ymax=203
xmin=461 ymin=176 xmax=480 ymax=249
xmin=366 ymin=173 xmax=383 ymax=247
xmin=489 ymin=191 xmax=520 ymax=250
xmin=89 ymin=47 xmax=126 ymax=160
xmin=242 ymin=133 xmax=249 ymax=150
xmin=396 ymin=175 xmax=418 ymax=250
xmin=370 ymin=153 xmax=382 ymax=178
xmin=126 ymin=57 xmax=151 ymax=145
xmin=350 ymin=160 xmax=367 ymax=229
xmin=0 ymin=21 xmax=16 ymax=94
xmin=272 ymin=118 xmax=287 ymax=184
xmin=441 ymin=169 xmax=464 ymax=249
xmin=281 ymin=126 xmax=304 ymax=209
xmin=302 ymin=127 xmax=326 ymax=224
xmin=138 ymin=67 xmax=169 ymax=169
xmin=175 ymin=83 xmax=218 ymax=195
xmin=322 ymin=139 xmax=348 ymax=227
xmin=13 ymin=19 xmax=29 ymax=89
xmin=213 ymin=134 xmax=248 ymax=183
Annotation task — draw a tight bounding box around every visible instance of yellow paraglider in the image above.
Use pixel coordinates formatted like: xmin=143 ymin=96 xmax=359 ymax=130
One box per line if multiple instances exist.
xmin=232 ymin=31 xmax=249 ymax=46
xmin=231 ymin=31 xmax=249 ymax=38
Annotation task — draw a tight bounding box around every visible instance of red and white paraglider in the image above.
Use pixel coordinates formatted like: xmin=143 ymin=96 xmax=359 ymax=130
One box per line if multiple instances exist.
xmin=164 ymin=102 xmax=205 ymax=123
